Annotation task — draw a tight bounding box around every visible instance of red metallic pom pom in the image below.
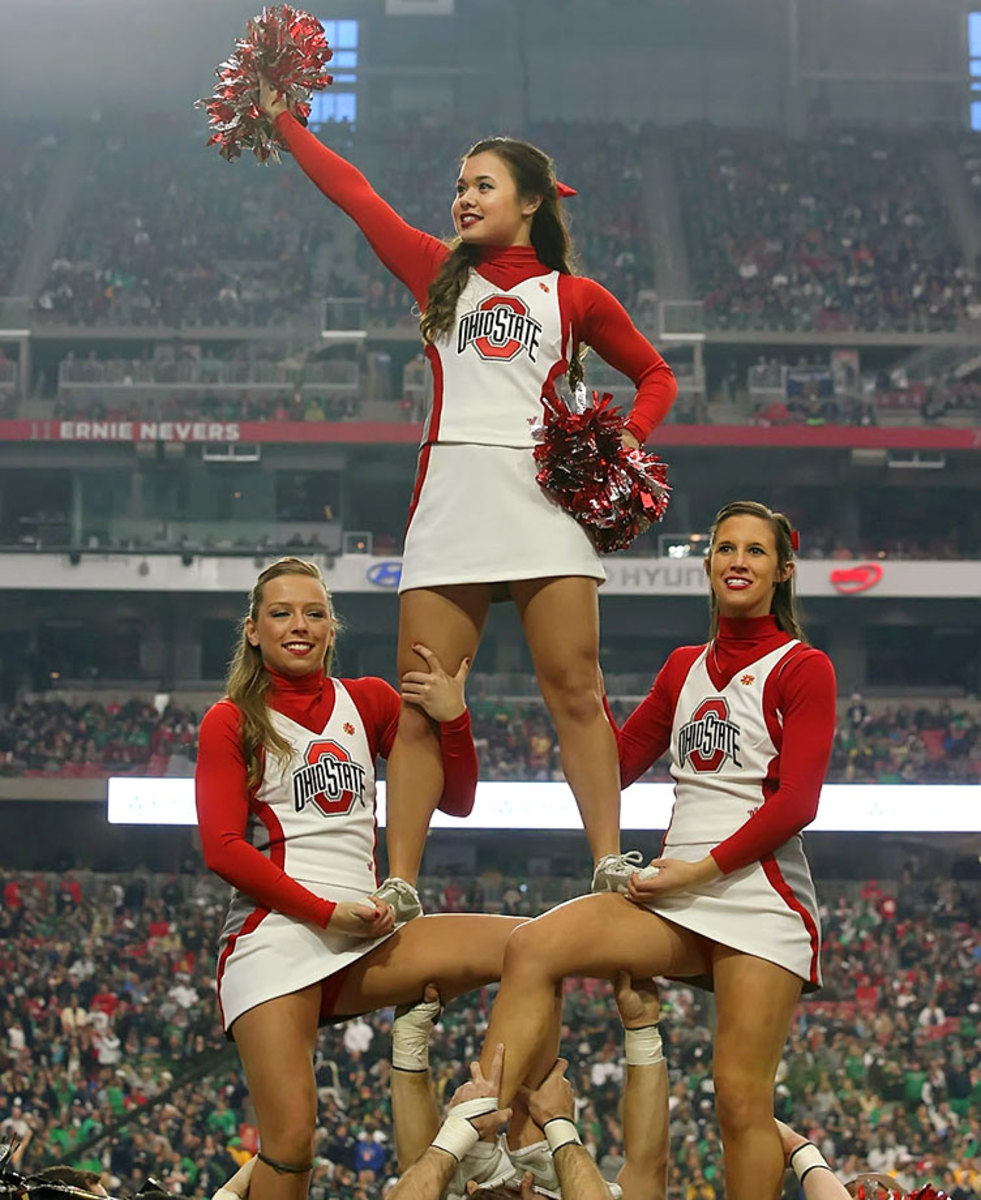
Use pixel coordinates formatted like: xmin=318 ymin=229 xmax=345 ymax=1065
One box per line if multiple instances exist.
xmin=196 ymin=5 xmax=333 ymax=163
xmin=532 ymin=390 xmax=671 ymax=555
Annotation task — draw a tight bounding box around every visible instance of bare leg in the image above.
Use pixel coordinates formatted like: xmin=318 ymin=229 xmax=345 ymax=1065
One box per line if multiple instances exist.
xmin=384 ymin=585 xmax=490 ymax=884
xmin=511 ymin=577 xmax=621 ymax=864
xmin=332 ymin=913 xmax=525 ymax=1013
xmin=232 ymin=986 xmax=322 ymax=1200
xmin=479 ymin=895 xmax=708 ymax=1105
xmin=711 ymin=947 xmax=802 ymax=1200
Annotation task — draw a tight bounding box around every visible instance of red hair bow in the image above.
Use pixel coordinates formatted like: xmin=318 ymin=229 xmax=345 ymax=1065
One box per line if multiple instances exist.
xmin=789 ymin=529 xmax=800 ymax=552
xmin=556 ymin=180 xmax=577 ymax=198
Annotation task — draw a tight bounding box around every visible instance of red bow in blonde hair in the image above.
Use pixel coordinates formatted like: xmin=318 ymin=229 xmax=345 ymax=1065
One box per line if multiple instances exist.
xmin=556 ymin=180 xmax=577 ymax=198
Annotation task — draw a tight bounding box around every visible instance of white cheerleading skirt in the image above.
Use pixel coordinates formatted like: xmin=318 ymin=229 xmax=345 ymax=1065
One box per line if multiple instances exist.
xmin=399 ymin=442 xmax=606 ymax=594
xmin=648 ymin=836 xmax=822 ymax=992
xmin=215 ymin=881 xmax=399 ymax=1033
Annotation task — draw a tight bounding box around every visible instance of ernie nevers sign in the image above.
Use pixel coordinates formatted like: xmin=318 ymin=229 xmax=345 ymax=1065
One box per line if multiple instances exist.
xmin=54 ymin=421 xmax=241 ymax=442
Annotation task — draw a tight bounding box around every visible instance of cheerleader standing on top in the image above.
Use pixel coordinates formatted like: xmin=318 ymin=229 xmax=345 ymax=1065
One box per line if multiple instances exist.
xmin=260 ymin=81 xmax=678 ymax=914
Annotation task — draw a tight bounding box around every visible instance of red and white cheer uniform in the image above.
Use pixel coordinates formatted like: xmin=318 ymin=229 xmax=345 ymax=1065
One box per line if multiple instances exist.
xmin=613 ymin=615 xmax=837 ymax=989
xmin=274 ymin=114 xmax=677 ymax=591
xmin=195 ymin=667 xmax=477 ymax=1031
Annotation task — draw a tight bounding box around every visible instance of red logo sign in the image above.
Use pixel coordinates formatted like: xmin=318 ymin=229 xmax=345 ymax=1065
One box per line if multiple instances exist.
xmin=292 ymin=739 xmax=367 ymax=817
xmin=457 ymin=294 xmax=543 ymax=362
xmin=830 ymin=563 xmax=883 ymax=595
xmin=678 ymin=698 xmax=742 ymax=774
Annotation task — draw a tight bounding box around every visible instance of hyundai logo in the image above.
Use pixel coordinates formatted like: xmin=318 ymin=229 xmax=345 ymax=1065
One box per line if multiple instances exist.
xmin=366 ymin=560 xmax=403 ymax=589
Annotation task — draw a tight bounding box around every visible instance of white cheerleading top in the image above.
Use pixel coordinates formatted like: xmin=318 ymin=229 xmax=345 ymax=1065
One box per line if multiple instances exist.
xmin=665 ymin=641 xmax=801 ymax=848
xmin=424 ymin=270 xmax=565 ymax=447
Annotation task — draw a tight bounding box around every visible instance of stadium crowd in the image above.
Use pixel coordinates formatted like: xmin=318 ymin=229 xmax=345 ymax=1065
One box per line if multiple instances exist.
xmin=33 ymin=119 xmax=358 ymax=328
xmin=676 ymin=128 xmax=981 ymax=333
xmin=9 ymin=118 xmax=977 ymax=336
xmin=1 ymin=693 xmax=977 ymax=786
xmin=49 ymin=392 xmax=361 ymax=426
xmin=0 ymin=868 xmax=979 ymax=1199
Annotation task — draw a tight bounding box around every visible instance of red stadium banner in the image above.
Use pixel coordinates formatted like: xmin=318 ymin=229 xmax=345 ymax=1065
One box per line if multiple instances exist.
xmin=0 ymin=419 xmax=978 ymax=449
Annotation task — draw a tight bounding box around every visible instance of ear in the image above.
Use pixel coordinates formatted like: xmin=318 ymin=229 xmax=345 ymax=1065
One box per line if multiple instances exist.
xmin=778 ymin=559 xmax=795 ymax=585
xmin=245 ymin=617 xmax=260 ymax=648
xmin=521 ymin=193 xmax=543 ymax=219
xmin=702 ymin=551 xmax=712 ymax=579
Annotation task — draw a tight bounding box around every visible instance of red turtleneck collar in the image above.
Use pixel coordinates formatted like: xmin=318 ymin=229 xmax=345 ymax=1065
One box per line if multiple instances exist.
xmin=717 ymin=614 xmax=781 ymax=642
xmin=266 ymin=666 xmax=326 ymax=694
xmin=474 ymin=243 xmax=549 ymax=288
xmin=708 ymin=614 xmax=793 ymax=690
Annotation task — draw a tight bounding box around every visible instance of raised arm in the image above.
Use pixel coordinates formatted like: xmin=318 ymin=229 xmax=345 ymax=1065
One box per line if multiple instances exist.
xmin=564 ymin=276 xmax=678 ymax=443
xmin=349 ymin=665 xmax=479 ymax=819
xmin=265 ymin=98 xmax=448 ymax=307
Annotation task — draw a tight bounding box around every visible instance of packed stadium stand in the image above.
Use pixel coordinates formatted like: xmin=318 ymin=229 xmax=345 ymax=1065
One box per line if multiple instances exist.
xmin=2 ymin=0 xmax=981 ymax=1197
xmin=2 ymin=867 xmax=980 ymax=1199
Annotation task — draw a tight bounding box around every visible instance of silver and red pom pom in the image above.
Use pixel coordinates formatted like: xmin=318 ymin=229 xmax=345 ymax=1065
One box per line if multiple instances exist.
xmin=532 ymin=389 xmax=670 ymax=555
xmin=196 ymin=5 xmax=333 ymax=163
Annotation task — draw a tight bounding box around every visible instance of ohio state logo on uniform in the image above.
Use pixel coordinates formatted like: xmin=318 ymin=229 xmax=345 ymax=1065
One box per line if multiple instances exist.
xmin=457 ymin=294 xmax=543 ymax=362
xmin=293 ymin=739 xmax=367 ymax=817
xmin=678 ymin=698 xmax=743 ymax=773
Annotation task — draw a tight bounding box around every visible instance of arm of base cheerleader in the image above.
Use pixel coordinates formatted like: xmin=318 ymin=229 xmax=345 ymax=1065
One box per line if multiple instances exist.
xmin=391 ymin=987 xmax=443 ymax=1172
xmin=710 ymin=650 xmax=837 ymax=875
xmin=606 ymin=648 xmax=701 ymax=788
xmin=436 ymin=710 xmax=478 ymax=817
xmin=614 ymin=974 xmax=669 ymax=1200
xmin=273 ymin=112 xmax=447 ymax=307
xmin=565 ymin=276 xmax=678 ymax=442
xmin=195 ymin=702 xmax=336 ymax=927
xmin=776 ymin=1123 xmax=851 ymax=1200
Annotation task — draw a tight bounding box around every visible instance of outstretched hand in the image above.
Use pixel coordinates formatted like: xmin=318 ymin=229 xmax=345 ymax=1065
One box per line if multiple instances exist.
xmin=257 ymin=76 xmax=289 ymax=121
xmin=330 ymin=899 xmax=396 ymax=939
xmin=400 ymin=643 xmax=470 ymax=723
xmin=448 ymin=1043 xmax=511 ymax=1142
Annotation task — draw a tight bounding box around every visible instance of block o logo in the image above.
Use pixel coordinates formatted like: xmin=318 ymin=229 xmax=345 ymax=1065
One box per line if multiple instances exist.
xmin=457 ymin=294 xmax=543 ymax=362
xmin=292 ymin=740 xmax=367 ymax=817
xmin=677 ymin=698 xmax=742 ymax=773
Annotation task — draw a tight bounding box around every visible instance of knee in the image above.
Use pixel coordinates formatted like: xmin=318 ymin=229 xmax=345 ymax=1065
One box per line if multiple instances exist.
xmin=257 ymin=1094 xmax=317 ymax=1160
xmin=501 ymin=921 xmax=560 ymax=987
xmin=538 ymin=662 xmax=603 ymax=725
xmin=713 ymin=1067 xmax=773 ymax=1137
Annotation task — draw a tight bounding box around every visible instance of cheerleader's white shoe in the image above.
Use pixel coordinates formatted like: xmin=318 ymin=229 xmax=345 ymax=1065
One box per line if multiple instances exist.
xmin=371 ymin=875 xmax=422 ymax=922
xmin=590 ymin=851 xmax=645 ymax=895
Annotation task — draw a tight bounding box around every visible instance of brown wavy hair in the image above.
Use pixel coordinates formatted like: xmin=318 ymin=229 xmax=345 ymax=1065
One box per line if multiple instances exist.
xmin=706 ymin=500 xmax=805 ymax=642
xmin=419 ymin=136 xmax=585 ymax=392
xmin=226 ymin=557 xmax=338 ymax=789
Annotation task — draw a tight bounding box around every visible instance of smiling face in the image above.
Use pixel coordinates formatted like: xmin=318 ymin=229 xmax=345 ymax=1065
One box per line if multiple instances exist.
xmin=245 ymin=572 xmax=334 ymax=678
xmin=706 ymin=514 xmax=793 ymax=621
xmin=451 ymin=150 xmax=541 ymax=247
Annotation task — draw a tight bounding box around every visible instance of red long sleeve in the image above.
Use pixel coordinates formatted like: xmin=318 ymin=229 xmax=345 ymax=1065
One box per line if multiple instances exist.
xmin=608 ymin=621 xmax=836 ymax=873
xmin=195 ymin=676 xmax=479 ymax=922
xmin=607 ymin=647 xmax=702 ymax=787
xmin=563 ymin=276 xmax=678 ymax=441
xmin=274 ymin=112 xmax=447 ymax=306
xmin=710 ymin=649 xmax=836 ymax=874
xmin=195 ymin=700 xmax=337 ymax=927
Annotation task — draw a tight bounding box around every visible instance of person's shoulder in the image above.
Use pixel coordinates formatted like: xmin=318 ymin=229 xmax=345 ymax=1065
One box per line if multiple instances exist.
xmin=199 ymin=697 xmax=241 ymax=732
xmin=339 ymin=675 xmax=397 ymax=696
xmin=780 ymin=642 xmax=836 ymax=685
xmin=663 ymin=643 xmax=707 ymax=671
